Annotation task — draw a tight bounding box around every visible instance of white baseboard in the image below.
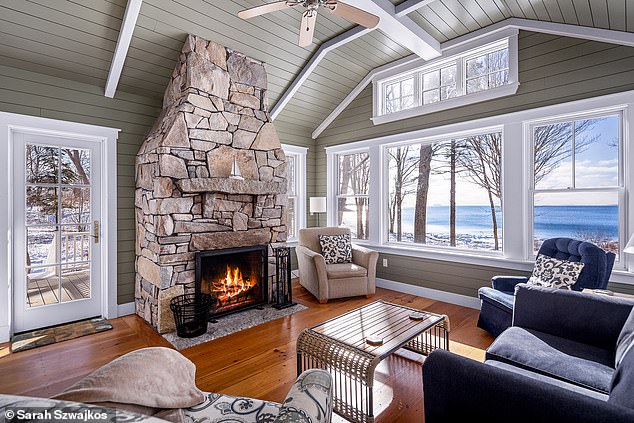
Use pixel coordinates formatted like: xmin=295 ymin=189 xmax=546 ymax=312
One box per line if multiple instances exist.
xmin=376 ymin=278 xmax=481 ymax=310
xmin=0 ymin=325 xmax=9 ymax=343
xmin=117 ymin=302 xmax=136 ymax=317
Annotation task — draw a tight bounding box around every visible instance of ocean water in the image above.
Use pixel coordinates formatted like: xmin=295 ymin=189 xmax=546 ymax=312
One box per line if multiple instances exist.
xmin=393 ymin=205 xmax=618 ymax=241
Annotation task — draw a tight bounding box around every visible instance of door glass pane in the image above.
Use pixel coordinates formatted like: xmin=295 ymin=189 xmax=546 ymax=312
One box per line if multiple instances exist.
xmin=61 ymin=269 xmax=90 ymax=303
xmin=27 ymin=266 xmax=60 ymax=307
xmin=61 ymin=187 xmax=90 ymax=224
xmin=27 ymin=226 xmax=57 ymax=267
xmin=26 ymin=187 xmax=58 ymax=224
xmin=26 ymin=145 xmax=58 ymax=184
xmin=61 ymin=225 xmax=91 ymax=265
xmin=62 ymin=148 xmax=91 ymax=184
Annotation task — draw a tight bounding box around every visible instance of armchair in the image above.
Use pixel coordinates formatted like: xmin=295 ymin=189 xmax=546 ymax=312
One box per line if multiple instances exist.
xmin=296 ymin=227 xmax=379 ymax=303
xmin=477 ymin=237 xmax=616 ymax=336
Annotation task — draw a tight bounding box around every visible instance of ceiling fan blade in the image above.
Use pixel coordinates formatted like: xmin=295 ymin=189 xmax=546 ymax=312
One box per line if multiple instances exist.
xmin=328 ymin=2 xmax=379 ymax=28
xmin=299 ymin=11 xmax=317 ymax=47
xmin=238 ymin=1 xmax=289 ymax=19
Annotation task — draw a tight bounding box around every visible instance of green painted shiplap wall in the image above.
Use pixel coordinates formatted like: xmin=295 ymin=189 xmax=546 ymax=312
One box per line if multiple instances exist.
xmin=0 ymin=65 xmax=315 ymax=305
xmin=315 ymin=31 xmax=634 ymax=297
xmin=0 ymin=64 xmax=162 ymax=304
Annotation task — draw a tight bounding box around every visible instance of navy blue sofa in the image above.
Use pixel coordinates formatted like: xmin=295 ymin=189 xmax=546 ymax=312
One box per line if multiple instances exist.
xmin=478 ymin=238 xmax=616 ymax=335
xmin=423 ymin=284 xmax=634 ymax=423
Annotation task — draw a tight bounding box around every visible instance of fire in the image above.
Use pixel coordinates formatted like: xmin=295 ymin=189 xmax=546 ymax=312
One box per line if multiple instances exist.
xmin=211 ymin=265 xmax=256 ymax=304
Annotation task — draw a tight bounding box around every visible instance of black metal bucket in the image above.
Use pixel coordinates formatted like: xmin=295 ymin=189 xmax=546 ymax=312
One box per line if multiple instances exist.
xmin=170 ymin=293 xmax=215 ymax=338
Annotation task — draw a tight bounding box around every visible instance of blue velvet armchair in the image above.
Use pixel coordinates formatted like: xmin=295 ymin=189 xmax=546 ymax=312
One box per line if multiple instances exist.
xmin=477 ymin=238 xmax=616 ymax=336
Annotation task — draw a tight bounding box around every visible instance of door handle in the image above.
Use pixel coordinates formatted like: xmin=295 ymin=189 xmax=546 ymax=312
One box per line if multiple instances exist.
xmin=92 ymin=220 xmax=100 ymax=244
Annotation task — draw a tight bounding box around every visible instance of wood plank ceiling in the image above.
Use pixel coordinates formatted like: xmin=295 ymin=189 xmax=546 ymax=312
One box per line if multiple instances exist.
xmin=0 ymin=0 xmax=633 ymax=132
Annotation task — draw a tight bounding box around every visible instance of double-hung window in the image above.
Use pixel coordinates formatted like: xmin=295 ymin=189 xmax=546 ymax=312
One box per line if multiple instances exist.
xmin=281 ymin=144 xmax=307 ymax=242
xmin=530 ymin=112 xmax=623 ymax=260
xmin=335 ymin=151 xmax=370 ymax=240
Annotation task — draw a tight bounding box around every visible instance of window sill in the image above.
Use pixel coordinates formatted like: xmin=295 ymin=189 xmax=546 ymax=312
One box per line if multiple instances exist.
xmin=350 ymin=241 xmax=634 ymax=285
xmin=371 ymin=82 xmax=520 ymax=126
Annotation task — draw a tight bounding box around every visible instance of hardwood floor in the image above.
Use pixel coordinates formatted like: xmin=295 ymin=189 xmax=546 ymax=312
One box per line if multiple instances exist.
xmin=0 ymin=282 xmax=494 ymax=422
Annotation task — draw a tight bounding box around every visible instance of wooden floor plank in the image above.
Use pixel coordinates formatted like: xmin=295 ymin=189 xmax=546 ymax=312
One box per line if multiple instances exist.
xmin=0 ymin=282 xmax=494 ymax=422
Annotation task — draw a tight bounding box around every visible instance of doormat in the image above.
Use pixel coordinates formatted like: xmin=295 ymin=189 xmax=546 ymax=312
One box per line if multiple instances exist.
xmin=11 ymin=317 xmax=113 ymax=353
xmin=163 ymin=303 xmax=307 ymax=350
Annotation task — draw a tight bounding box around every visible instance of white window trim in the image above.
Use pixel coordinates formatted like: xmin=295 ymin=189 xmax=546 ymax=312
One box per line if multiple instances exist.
xmin=372 ymin=29 xmax=519 ymax=125
xmin=282 ymin=144 xmax=307 ymax=243
xmin=326 ymin=89 xmax=634 ymax=285
xmin=0 ymin=111 xmax=119 ymax=342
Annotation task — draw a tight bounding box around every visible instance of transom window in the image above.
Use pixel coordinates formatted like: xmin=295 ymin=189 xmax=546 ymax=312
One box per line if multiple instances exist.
xmin=373 ymin=33 xmax=518 ymax=125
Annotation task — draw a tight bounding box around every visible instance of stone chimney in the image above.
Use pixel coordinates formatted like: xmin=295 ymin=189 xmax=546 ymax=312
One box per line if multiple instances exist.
xmin=135 ymin=35 xmax=287 ymax=333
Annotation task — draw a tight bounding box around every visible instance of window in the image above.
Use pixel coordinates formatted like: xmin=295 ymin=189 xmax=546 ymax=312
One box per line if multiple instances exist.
xmin=281 ymin=145 xmax=307 ymax=242
xmin=385 ymin=77 xmax=415 ymax=113
xmin=373 ymin=32 xmax=519 ymax=125
xmin=465 ymin=48 xmax=509 ymax=94
xmin=531 ymin=113 xmax=622 ymax=259
xmin=336 ymin=151 xmax=370 ymax=240
xmin=387 ymin=131 xmax=502 ymax=252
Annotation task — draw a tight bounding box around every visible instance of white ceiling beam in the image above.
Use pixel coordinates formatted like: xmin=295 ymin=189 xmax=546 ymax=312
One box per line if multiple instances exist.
xmin=104 ymin=0 xmax=142 ymax=98
xmin=270 ymin=26 xmax=371 ymax=120
xmin=312 ymin=18 xmax=634 ymax=138
xmin=344 ymin=0 xmax=441 ymax=60
xmin=271 ymin=0 xmax=441 ymax=119
xmin=394 ymin=0 xmax=437 ymax=17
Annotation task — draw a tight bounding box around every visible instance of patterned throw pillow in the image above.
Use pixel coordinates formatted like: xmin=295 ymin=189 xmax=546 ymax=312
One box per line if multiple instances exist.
xmin=319 ymin=234 xmax=352 ymax=264
xmin=527 ymin=254 xmax=585 ymax=290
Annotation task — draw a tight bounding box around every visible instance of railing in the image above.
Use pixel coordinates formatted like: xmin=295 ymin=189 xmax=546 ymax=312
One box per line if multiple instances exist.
xmin=46 ymin=231 xmax=91 ymax=273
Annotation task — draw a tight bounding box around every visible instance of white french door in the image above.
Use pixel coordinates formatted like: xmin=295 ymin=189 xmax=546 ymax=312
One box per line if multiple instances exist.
xmin=13 ymin=131 xmax=102 ymax=332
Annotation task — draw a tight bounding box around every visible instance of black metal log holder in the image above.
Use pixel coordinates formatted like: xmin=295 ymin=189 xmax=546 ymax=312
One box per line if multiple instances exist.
xmin=273 ymin=246 xmax=296 ymax=309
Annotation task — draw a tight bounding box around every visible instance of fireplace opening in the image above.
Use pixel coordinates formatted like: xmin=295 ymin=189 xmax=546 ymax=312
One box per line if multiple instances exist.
xmin=195 ymin=245 xmax=268 ymax=319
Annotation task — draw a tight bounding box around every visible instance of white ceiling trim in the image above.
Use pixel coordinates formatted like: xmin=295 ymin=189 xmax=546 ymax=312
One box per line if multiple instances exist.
xmin=312 ymin=17 xmax=634 ymax=139
xmin=271 ymin=0 xmax=441 ymax=120
xmin=270 ymin=26 xmax=371 ymax=120
xmin=104 ymin=0 xmax=143 ymax=98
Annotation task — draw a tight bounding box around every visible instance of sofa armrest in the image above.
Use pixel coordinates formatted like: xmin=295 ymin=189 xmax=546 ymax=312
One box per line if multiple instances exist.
xmin=275 ymin=369 xmax=333 ymax=423
xmin=513 ymin=284 xmax=634 ymax=350
xmin=295 ymin=246 xmax=329 ymax=300
xmin=492 ymin=275 xmax=529 ymax=293
xmin=423 ymin=350 xmax=634 ymax=423
xmin=352 ymin=245 xmax=379 ymax=295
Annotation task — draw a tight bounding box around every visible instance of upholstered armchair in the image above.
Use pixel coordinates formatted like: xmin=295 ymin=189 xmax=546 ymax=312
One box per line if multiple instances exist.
xmin=296 ymin=227 xmax=379 ymax=303
xmin=477 ymin=238 xmax=616 ymax=336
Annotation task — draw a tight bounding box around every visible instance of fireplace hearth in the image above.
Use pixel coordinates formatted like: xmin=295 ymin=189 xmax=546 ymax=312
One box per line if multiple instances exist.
xmin=196 ymin=245 xmax=268 ymax=319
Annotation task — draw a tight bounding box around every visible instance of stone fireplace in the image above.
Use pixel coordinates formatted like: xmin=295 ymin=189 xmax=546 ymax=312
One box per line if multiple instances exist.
xmin=135 ymin=34 xmax=287 ymax=333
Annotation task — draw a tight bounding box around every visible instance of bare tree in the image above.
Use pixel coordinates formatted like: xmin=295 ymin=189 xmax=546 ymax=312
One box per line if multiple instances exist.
xmin=534 ymin=120 xmax=596 ymax=184
xmin=414 ymin=145 xmax=434 ymax=243
xmin=456 ymin=133 xmax=502 ymax=250
xmin=338 ymin=153 xmax=370 ymax=239
xmin=388 ymin=146 xmax=419 ymax=241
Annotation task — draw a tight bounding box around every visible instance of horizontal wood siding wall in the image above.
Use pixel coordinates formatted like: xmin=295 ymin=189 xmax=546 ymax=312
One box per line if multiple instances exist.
xmin=0 ymin=64 xmax=162 ymax=305
xmin=315 ymin=32 xmax=634 ymax=297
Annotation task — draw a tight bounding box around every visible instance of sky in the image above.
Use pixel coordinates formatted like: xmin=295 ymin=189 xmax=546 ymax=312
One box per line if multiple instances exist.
xmin=391 ymin=115 xmax=620 ymax=208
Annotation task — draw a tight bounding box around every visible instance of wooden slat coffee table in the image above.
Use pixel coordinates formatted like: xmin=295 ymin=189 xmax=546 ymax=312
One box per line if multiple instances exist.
xmin=296 ymin=300 xmax=450 ymax=423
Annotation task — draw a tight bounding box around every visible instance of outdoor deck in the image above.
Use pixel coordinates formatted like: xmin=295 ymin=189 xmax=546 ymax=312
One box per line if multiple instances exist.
xmin=26 ymin=270 xmax=90 ymax=307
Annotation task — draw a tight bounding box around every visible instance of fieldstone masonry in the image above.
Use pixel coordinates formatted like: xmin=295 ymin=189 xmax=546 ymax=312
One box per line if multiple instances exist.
xmin=135 ymin=35 xmax=287 ymax=333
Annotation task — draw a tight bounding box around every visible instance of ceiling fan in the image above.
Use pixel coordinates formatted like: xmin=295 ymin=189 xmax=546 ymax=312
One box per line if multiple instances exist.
xmin=238 ymin=0 xmax=380 ymax=47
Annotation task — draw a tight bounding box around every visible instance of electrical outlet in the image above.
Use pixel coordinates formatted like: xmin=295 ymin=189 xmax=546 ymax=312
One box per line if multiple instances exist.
xmin=383 ymin=258 xmax=388 ymax=267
